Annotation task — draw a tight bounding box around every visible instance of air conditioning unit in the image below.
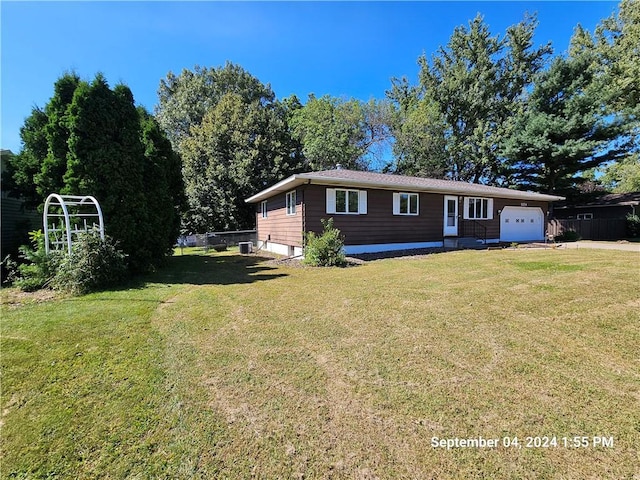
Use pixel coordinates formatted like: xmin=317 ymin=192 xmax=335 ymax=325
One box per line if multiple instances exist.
xmin=239 ymin=241 xmax=253 ymax=254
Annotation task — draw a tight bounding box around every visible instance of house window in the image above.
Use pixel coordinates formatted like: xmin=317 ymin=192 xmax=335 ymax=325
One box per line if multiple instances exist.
xmin=326 ymin=188 xmax=367 ymax=215
xmin=393 ymin=192 xmax=419 ymax=215
xmin=261 ymin=201 xmax=268 ymax=219
xmin=577 ymin=213 xmax=593 ymax=220
xmin=286 ymin=191 xmax=296 ymax=215
xmin=336 ymin=189 xmax=359 ymax=214
xmin=464 ymin=197 xmax=493 ymax=220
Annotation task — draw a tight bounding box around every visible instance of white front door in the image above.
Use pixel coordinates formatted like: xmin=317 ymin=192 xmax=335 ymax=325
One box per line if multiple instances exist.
xmin=443 ymin=195 xmax=458 ymax=236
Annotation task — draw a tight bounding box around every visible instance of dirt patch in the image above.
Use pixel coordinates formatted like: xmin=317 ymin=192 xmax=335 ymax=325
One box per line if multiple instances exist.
xmin=1 ymin=288 xmax=61 ymax=308
xmin=261 ymin=254 xmax=364 ymax=268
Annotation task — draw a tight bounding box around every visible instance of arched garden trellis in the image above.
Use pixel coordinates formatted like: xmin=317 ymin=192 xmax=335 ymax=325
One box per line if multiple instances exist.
xmin=43 ymin=194 xmax=105 ymax=254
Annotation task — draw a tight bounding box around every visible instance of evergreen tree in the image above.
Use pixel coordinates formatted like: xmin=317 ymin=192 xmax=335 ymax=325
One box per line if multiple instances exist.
xmin=138 ymin=108 xmax=186 ymax=256
xmin=502 ymin=7 xmax=636 ymax=197
xmin=3 ymin=108 xmax=48 ymax=208
xmin=37 ymin=73 xmax=81 ymax=200
xmin=6 ymin=73 xmax=184 ymax=271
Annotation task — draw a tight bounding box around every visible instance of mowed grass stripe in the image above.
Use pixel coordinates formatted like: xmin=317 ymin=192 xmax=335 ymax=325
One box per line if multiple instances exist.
xmin=1 ymin=248 xmax=638 ymax=479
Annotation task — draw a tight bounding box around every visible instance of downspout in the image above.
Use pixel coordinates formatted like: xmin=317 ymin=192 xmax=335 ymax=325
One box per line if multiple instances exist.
xmin=301 ymin=180 xmax=311 ymax=253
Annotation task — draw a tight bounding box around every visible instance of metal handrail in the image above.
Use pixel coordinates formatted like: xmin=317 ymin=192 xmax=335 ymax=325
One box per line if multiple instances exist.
xmin=462 ymin=219 xmax=487 ymax=244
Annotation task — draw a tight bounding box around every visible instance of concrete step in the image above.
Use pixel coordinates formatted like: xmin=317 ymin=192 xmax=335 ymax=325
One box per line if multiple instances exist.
xmin=444 ymin=237 xmax=486 ymax=249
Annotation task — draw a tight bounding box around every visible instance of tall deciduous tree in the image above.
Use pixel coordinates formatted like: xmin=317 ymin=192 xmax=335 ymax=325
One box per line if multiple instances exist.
xmin=181 ymin=92 xmax=304 ymax=232
xmin=599 ymin=157 xmax=640 ymax=193
xmin=156 ymin=63 xmax=306 ymax=232
xmin=592 ymin=0 xmax=640 ymax=119
xmin=5 ymin=73 xmax=184 ymax=271
xmin=155 ymin=62 xmax=275 ymax=154
xmin=289 ymin=95 xmax=392 ymax=171
xmin=388 ymin=14 xmax=551 ymax=183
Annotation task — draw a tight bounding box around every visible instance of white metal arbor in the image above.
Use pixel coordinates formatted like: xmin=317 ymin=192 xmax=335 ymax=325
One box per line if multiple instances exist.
xmin=43 ymin=194 xmax=105 ymax=254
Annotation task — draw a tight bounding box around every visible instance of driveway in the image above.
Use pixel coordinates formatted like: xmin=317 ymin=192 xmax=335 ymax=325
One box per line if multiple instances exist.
xmin=556 ymin=241 xmax=640 ymax=252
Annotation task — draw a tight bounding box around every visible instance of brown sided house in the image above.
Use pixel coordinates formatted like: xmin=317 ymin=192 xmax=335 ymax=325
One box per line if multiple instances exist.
xmin=245 ymin=169 xmax=565 ymax=256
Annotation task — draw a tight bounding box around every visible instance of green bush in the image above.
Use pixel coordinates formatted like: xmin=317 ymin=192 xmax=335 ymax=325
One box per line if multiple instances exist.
xmin=303 ymin=218 xmax=346 ymax=267
xmin=626 ymin=214 xmax=640 ymax=238
xmin=52 ymin=230 xmax=127 ymax=295
xmin=11 ymin=230 xmax=62 ymax=292
xmin=554 ymin=230 xmax=582 ymax=242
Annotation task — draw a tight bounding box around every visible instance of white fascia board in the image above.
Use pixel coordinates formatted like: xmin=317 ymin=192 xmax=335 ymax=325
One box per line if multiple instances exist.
xmin=245 ymin=175 xmax=307 ymax=203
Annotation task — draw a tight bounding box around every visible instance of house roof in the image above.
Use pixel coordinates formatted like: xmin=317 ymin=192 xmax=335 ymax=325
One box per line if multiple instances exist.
xmin=554 ymin=192 xmax=640 ymax=209
xmin=245 ymin=169 xmax=565 ymax=203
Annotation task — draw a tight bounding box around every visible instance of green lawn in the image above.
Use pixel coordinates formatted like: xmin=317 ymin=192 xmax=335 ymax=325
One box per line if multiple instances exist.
xmin=2 ymin=248 xmax=639 ymax=479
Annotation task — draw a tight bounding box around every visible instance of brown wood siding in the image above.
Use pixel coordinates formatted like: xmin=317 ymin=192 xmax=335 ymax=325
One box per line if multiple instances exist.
xmin=254 ymin=185 xmax=552 ymax=247
xmin=255 ymin=189 xmax=303 ymax=247
xmin=302 ymin=185 xmax=443 ymax=245
xmin=553 ymin=205 xmax=634 ymax=220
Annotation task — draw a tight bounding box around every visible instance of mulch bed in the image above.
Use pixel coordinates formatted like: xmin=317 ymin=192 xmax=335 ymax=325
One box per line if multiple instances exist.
xmin=253 ymin=243 xmax=555 ymax=267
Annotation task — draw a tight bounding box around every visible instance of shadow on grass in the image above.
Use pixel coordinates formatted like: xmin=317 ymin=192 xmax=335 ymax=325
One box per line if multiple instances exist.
xmin=147 ymin=253 xmax=287 ymax=286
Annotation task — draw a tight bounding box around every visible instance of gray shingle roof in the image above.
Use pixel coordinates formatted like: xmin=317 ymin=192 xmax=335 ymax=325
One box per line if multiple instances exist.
xmin=245 ymin=169 xmax=565 ymax=203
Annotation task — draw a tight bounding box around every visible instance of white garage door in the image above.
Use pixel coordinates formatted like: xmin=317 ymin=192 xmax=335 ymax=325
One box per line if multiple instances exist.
xmin=500 ymin=206 xmax=544 ymax=242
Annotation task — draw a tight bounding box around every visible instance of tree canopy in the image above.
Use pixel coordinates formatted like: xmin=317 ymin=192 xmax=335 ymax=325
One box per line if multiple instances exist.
xmin=289 ymin=95 xmax=393 ymax=171
xmin=388 ymin=13 xmax=551 ymax=183
xmin=502 ymin=1 xmax=639 ymax=197
xmin=159 ymin=64 xmax=306 ymax=232
xmin=8 ymin=1 xmax=639 ymax=242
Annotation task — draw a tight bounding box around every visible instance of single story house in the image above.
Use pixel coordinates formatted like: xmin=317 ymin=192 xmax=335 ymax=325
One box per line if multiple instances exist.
xmin=245 ymin=169 xmax=565 ymax=256
xmin=553 ymin=192 xmax=640 ymax=220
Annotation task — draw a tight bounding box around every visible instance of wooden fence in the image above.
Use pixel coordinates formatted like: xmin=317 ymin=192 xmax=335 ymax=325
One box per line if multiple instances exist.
xmin=547 ymin=218 xmax=627 ymax=241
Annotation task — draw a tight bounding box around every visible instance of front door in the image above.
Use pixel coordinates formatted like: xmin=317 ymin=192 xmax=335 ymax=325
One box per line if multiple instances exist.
xmin=443 ymin=195 xmax=458 ymax=236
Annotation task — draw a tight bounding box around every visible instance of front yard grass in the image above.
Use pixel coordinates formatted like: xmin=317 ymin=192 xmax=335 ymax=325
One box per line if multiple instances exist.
xmin=1 ymin=248 xmax=638 ymax=478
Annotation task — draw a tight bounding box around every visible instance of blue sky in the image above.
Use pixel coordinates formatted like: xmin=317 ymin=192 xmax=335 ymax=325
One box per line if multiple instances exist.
xmin=1 ymin=1 xmax=618 ymax=154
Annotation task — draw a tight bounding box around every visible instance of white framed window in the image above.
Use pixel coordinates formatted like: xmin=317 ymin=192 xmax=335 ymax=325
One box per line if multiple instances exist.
xmin=463 ymin=197 xmax=493 ymax=220
xmin=286 ymin=190 xmax=296 ymax=215
xmin=261 ymin=201 xmax=268 ymax=219
xmin=393 ymin=192 xmax=419 ymax=215
xmin=326 ymin=188 xmax=367 ymax=215
xmin=577 ymin=213 xmax=593 ymax=220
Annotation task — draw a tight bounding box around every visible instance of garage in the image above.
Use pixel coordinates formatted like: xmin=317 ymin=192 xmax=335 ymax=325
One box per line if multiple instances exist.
xmin=500 ymin=206 xmax=545 ymax=242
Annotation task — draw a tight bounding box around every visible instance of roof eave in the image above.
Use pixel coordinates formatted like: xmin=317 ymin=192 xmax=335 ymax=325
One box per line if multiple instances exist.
xmin=245 ymin=174 xmax=565 ymax=203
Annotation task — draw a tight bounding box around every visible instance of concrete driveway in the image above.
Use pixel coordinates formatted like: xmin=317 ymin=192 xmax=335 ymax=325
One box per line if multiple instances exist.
xmin=556 ymin=241 xmax=640 ymax=252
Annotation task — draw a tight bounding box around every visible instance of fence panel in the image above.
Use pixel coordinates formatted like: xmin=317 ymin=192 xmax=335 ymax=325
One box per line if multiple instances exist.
xmin=182 ymin=230 xmax=257 ymax=248
xmin=547 ymin=219 xmax=626 ymax=241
